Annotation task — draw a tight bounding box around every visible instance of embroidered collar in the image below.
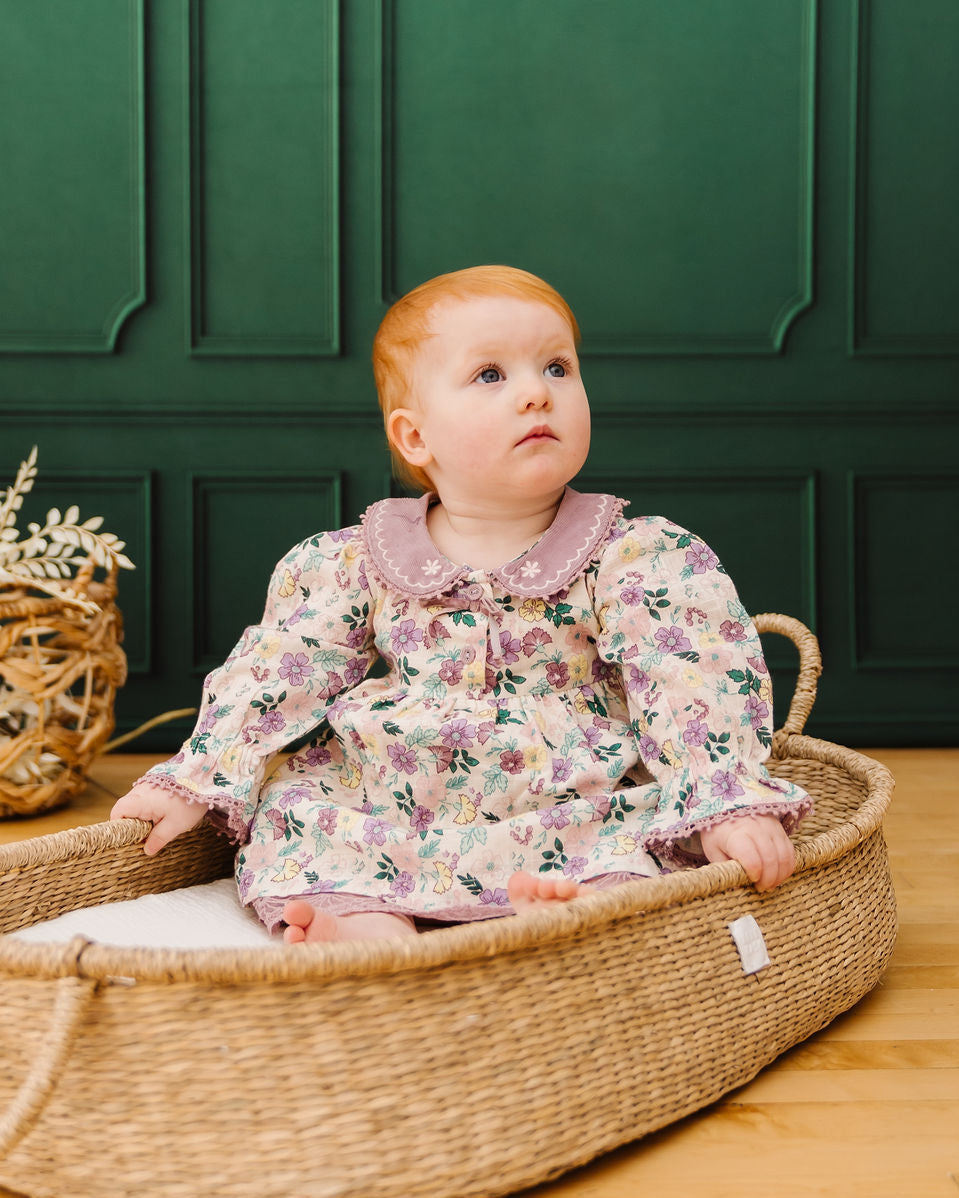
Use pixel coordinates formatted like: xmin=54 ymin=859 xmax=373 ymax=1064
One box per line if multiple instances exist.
xmin=361 ymin=487 xmax=625 ymax=599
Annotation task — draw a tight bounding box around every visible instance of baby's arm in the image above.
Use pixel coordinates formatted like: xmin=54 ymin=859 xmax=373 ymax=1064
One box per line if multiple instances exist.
xmin=111 ymin=782 xmax=207 ymax=856
xmin=700 ymin=814 xmax=796 ymax=892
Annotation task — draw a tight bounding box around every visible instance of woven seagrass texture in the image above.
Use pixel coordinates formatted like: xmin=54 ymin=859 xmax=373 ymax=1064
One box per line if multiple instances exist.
xmin=0 ymin=616 xmax=897 ymax=1198
xmin=0 ymin=564 xmax=127 ymax=818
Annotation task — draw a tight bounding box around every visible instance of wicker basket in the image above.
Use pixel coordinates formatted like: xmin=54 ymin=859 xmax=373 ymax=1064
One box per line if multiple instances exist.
xmin=0 ymin=563 xmax=127 ymax=818
xmin=0 ymin=614 xmax=896 ymax=1198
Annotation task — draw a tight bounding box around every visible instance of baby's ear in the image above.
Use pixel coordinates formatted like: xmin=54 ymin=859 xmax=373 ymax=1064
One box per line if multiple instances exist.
xmin=387 ymin=408 xmax=433 ymax=469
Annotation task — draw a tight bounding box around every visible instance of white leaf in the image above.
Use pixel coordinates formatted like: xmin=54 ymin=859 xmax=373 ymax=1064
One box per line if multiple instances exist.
xmin=46 ymin=507 xmax=61 ymax=526
xmin=64 ymin=505 xmax=79 ymax=525
xmin=114 ymin=551 xmax=135 ymax=570
xmin=82 ymin=515 xmax=104 ymax=532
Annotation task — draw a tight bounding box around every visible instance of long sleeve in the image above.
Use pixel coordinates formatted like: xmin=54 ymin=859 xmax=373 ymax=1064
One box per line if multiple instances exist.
xmin=593 ymin=515 xmax=812 ymax=868
xmin=142 ymin=525 xmax=377 ymax=841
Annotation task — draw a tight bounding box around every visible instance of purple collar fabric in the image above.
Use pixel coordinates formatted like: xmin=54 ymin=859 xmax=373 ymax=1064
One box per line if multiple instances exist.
xmin=362 ymin=487 xmax=625 ymax=599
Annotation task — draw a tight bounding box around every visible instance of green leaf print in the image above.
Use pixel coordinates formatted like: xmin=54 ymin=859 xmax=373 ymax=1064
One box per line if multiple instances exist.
xmin=457 ymin=873 xmax=485 ymax=896
xmin=539 ymin=837 xmax=569 ymax=873
xmin=375 ymin=854 xmax=399 ymax=881
xmin=727 ymin=668 xmax=763 ymax=696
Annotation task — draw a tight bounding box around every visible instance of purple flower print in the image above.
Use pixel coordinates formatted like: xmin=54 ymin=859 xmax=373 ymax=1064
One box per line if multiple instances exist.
xmin=682 ymin=718 xmax=709 ymax=747
xmin=720 ymin=620 xmax=747 ymax=643
xmin=710 ymin=771 xmax=746 ymax=801
xmin=362 ymin=817 xmax=389 ymax=846
xmin=551 ymin=757 xmax=574 ymax=784
xmin=686 ymin=543 xmax=719 ymax=574
xmin=390 ymin=871 xmax=415 ymax=897
xmin=627 ymin=665 xmax=651 ymax=694
xmin=582 ymin=726 xmax=602 ymax=750
xmin=438 ymin=658 xmax=463 ymax=685
xmin=540 ymin=805 xmax=570 ymax=830
xmin=563 ymin=856 xmax=588 ymax=879
xmin=655 ymin=626 xmax=692 ymax=655
xmin=278 ymin=652 xmax=314 ymax=686
xmin=744 ymin=695 xmax=770 ymax=729
xmin=257 ymin=710 xmax=287 ymax=735
xmin=410 ymin=805 xmax=434 ymax=833
xmin=304 ymin=744 xmax=332 ymax=767
xmin=345 ymin=657 xmax=367 ymax=687
xmin=499 ymin=631 xmax=522 ymax=664
xmin=592 ymin=659 xmax=616 ymax=684
xmin=346 ymin=626 xmax=368 ymax=649
xmin=479 ymin=887 xmax=510 ymax=907
xmin=283 ymin=603 xmax=308 ymax=628
xmin=639 ymin=734 xmax=659 ymax=763
xmin=441 ymin=719 xmax=476 ymax=750
xmin=500 ymin=749 xmax=525 ymax=775
xmin=620 ymin=584 xmax=644 ymax=606
xmin=388 ymin=743 xmax=418 ymax=775
xmin=746 ymin=654 xmax=769 ymax=676
xmin=390 ymin=619 xmax=423 ymax=654
xmin=546 ymin=660 xmax=570 ymax=688
xmin=316 ymin=807 xmax=337 ymax=835
xmin=198 ymin=704 xmax=223 ymax=733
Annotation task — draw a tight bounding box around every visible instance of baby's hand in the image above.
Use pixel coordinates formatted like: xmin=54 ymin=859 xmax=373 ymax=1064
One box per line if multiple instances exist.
xmin=700 ymin=814 xmax=796 ymax=892
xmin=110 ymin=782 xmax=206 ymax=856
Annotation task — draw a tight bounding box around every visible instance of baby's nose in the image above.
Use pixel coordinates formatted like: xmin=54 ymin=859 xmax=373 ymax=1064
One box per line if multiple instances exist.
xmin=516 ymin=374 xmax=551 ymax=409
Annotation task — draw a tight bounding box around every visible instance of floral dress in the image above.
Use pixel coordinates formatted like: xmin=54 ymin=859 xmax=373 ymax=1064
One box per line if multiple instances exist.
xmin=144 ymin=489 xmax=812 ymax=930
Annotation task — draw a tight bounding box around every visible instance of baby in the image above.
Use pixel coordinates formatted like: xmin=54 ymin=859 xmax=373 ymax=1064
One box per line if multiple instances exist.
xmin=112 ymin=265 xmax=811 ymax=943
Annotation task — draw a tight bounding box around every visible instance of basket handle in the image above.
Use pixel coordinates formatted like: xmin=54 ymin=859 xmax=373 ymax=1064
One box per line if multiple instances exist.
xmin=0 ymin=974 xmax=96 ymax=1158
xmin=752 ymin=612 xmax=822 ymax=738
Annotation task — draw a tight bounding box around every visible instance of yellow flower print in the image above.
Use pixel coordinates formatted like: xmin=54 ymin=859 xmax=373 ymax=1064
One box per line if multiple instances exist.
xmin=342 ymin=541 xmax=359 ymax=564
xmin=681 ymin=665 xmax=703 ymax=690
xmin=573 ymin=691 xmax=591 ymax=715
xmin=618 ymin=538 xmax=641 ymax=562
xmin=339 ymin=762 xmax=362 ymax=790
xmin=611 ymin=833 xmax=638 ymax=855
xmin=453 ymin=795 xmax=477 ymax=825
xmin=258 ymin=634 xmax=281 ymax=658
xmin=699 ymin=632 xmax=724 ymax=650
xmin=568 ymin=654 xmax=589 ymax=684
xmin=272 ymin=859 xmax=301 ymax=883
xmin=760 ymin=678 xmax=773 ymax=704
xmin=220 ymin=743 xmax=243 ymax=773
xmin=462 ymin=659 xmax=486 ymax=689
xmin=433 ymin=861 xmax=453 ymax=894
xmin=524 ymin=744 xmax=547 ymax=771
xmin=661 ymin=739 xmax=682 ymax=769
xmin=277 ymin=569 xmax=299 ymax=598
xmin=518 ymin=598 xmax=546 ymax=622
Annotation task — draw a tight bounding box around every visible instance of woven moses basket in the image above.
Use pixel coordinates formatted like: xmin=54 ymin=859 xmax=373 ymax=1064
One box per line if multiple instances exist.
xmin=0 ymin=562 xmax=127 ymax=819
xmin=0 ymin=614 xmax=896 ymax=1198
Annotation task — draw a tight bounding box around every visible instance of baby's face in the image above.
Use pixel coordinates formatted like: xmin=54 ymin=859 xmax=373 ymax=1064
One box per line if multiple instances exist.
xmin=407 ymin=294 xmax=591 ymax=507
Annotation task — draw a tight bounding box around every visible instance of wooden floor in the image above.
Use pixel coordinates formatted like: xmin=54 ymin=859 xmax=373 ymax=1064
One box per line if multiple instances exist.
xmin=1 ymin=748 xmax=957 ymax=1197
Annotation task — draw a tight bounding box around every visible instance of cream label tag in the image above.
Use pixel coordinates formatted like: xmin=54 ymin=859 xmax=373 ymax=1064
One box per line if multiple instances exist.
xmin=728 ymin=914 xmax=771 ymax=975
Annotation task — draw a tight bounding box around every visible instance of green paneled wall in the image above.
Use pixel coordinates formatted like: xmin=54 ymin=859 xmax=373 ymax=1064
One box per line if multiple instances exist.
xmin=1 ymin=0 xmax=957 ymax=749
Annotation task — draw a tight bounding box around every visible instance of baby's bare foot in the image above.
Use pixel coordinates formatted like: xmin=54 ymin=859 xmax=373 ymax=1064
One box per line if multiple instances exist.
xmin=282 ymin=898 xmax=417 ymax=944
xmin=508 ymin=871 xmax=587 ymax=912
xmin=282 ymin=898 xmax=338 ymax=943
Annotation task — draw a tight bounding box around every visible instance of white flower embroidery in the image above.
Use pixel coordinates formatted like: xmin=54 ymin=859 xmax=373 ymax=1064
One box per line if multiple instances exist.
xmin=422 ymin=559 xmax=443 ymax=577
xmin=520 ymin=560 xmax=541 ymax=579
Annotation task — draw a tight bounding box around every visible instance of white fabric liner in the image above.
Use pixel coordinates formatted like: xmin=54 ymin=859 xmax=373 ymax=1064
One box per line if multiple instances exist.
xmin=10 ymin=878 xmax=279 ymax=949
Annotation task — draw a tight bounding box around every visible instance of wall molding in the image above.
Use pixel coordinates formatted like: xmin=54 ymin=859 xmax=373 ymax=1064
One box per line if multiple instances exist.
xmin=188 ymin=470 xmax=343 ymax=671
xmin=185 ymin=0 xmax=341 ymax=357
xmin=848 ymin=470 xmax=959 ymax=669
xmin=377 ymin=0 xmax=816 ymax=357
xmin=848 ymin=0 xmax=959 ymax=357
xmin=0 ymin=0 xmax=146 ymax=355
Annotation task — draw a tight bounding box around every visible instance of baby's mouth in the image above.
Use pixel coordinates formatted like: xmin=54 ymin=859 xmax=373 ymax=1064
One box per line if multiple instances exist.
xmin=517 ymin=425 xmax=557 ymax=446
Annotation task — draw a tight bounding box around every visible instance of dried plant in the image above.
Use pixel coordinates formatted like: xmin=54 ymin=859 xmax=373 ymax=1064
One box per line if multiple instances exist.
xmin=0 ymin=446 xmax=134 ymax=610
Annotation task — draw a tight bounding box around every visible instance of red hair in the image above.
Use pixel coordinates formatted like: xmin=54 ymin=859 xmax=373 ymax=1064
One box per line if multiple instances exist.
xmin=373 ymin=265 xmax=580 ymax=492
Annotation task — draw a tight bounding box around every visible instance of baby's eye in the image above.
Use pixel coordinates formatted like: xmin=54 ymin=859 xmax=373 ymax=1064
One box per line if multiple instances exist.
xmin=546 ymin=361 xmax=567 ymax=378
xmin=478 ymin=366 xmax=503 ymax=384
